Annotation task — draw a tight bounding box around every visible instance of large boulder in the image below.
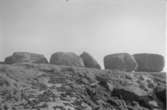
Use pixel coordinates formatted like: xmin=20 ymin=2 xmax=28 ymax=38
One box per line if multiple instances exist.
xmin=104 ymin=53 xmax=137 ymax=72
xmin=4 ymin=52 xmax=48 ymax=64
xmin=133 ymin=53 xmax=165 ymax=72
xmin=80 ymin=52 xmax=101 ymax=69
xmin=50 ymin=52 xmax=84 ymax=67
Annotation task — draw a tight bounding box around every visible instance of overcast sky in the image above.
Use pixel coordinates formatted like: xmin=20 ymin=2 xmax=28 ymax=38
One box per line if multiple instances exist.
xmin=0 ymin=0 xmax=166 ymax=68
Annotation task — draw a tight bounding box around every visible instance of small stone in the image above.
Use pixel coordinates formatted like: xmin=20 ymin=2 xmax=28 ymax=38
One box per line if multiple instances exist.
xmin=149 ymin=101 xmax=158 ymax=107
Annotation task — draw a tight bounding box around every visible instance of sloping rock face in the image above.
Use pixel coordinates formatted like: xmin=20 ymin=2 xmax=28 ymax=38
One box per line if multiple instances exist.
xmin=80 ymin=52 xmax=101 ymax=69
xmin=4 ymin=52 xmax=48 ymax=64
xmin=0 ymin=63 xmax=165 ymax=110
xmin=133 ymin=53 xmax=165 ymax=72
xmin=104 ymin=53 xmax=137 ymax=72
xmin=50 ymin=52 xmax=84 ymax=67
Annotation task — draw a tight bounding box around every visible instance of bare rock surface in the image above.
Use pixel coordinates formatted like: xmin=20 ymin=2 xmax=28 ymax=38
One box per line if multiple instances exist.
xmin=80 ymin=52 xmax=101 ymax=69
xmin=104 ymin=53 xmax=137 ymax=72
xmin=4 ymin=52 xmax=48 ymax=64
xmin=133 ymin=53 xmax=165 ymax=72
xmin=0 ymin=63 xmax=165 ymax=110
xmin=50 ymin=52 xmax=84 ymax=67
xmin=0 ymin=62 xmax=4 ymax=64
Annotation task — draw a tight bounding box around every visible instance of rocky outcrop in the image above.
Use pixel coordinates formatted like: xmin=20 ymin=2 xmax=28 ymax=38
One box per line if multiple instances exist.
xmin=80 ymin=52 xmax=101 ymax=69
xmin=50 ymin=52 xmax=84 ymax=67
xmin=104 ymin=53 xmax=137 ymax=72
xmin=4 ymin=52 xmax=48 ymax=64
xmin=133 ymin=53 xmax=165 ymax=72
xmin=0 ymin=63 xmax=165 ymax=110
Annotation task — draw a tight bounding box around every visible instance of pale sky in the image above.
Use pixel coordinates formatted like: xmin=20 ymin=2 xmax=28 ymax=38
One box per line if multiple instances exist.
xmin=0 ymin=0 xmax=166 ymax=69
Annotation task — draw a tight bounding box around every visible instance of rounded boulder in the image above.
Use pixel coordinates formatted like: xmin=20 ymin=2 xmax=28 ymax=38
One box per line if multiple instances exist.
xmin=5 ymin=52 xmax=48 ymax=64
xmin=50 ymin=52 xmax=84 ymax=67
xmin=133 ymin=53 xmax=165 ymax=72
xmin=80 ymin=52 xmax=101 ymax=69
xmin=104 ymin=53 xmax=137 ymax=72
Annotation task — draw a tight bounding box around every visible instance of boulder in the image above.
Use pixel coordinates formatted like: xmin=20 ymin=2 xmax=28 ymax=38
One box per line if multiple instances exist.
xmin=104 ymin=53 xmax=137 ymax=72
xmin=133 ymin=53 xmax=165 ymax=72
xmin=80 ymin=52 xmax=101 ymax=69
xmin=4 ymin=52 xmax=48 ymax=64
xmin=50 ymin=52 xmax=84 ymax=67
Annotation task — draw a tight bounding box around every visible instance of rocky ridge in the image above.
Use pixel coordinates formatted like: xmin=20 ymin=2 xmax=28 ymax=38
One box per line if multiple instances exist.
xmin=3 ymin=52 xmax=165 ymax=72
xmin=0 ymin=63 xmax=166 ymax=110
